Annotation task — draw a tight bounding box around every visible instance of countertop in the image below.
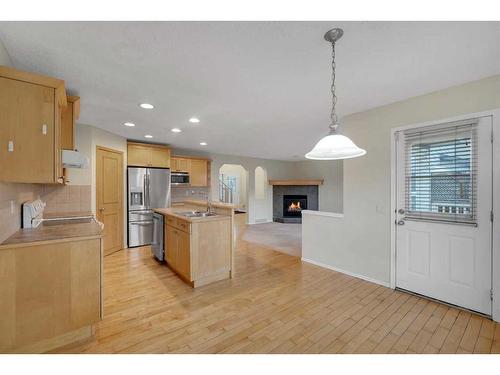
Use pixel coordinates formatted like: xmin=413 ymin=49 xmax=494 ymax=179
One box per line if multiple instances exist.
xmin=174 ymin=199 xmax=237 ymax=210
xmin=153 ymin=207 xmax=231 ymax=223
xmin=0 ymin=213 xmax=103 ymax=250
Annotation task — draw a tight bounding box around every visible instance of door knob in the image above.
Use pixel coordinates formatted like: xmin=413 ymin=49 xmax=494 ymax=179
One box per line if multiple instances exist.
xmin=99 ymin=207 xmax=105 ymax=212
xmin=398 ymin=208 xmax=405 ymax=214
xmin=397 ymin=220 xmax=405 ymax=226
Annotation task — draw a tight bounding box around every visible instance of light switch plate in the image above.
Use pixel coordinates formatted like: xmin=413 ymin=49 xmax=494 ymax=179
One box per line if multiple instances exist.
xmin=10 ymin=200 xmax=15 ymax=214
xmin=8 ymin=140 xmax=14 ymax=152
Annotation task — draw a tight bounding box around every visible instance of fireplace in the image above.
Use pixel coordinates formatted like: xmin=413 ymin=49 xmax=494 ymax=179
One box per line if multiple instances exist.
xmin=272 ymin=184 xmax=318 ymax=223
xmin=283 ymin=195 xmax=307 ymax=217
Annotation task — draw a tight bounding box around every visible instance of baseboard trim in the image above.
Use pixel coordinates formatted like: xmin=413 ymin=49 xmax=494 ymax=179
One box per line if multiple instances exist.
xmin=301 ymin=257 xmax=391 ymax=288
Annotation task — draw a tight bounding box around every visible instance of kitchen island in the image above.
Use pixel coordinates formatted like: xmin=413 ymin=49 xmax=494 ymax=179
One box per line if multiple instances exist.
xmin=154 ymin=201 xmax=235 ymax=287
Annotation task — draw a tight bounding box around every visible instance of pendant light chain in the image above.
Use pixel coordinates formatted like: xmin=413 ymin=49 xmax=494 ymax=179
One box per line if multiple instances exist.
xmin=329 ymin=41 xmax=339 ymax=133
xmin=305 ymin=28 xmax=366 ymax=160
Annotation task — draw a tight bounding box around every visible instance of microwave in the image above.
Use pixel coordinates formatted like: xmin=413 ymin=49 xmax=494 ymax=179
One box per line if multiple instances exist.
xmin=171 ymin=171 xmax=190 ymax=186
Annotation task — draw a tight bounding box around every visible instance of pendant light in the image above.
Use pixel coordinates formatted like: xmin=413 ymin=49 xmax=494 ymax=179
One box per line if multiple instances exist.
xmin=305 ymin=28 xmax=366 ymax=160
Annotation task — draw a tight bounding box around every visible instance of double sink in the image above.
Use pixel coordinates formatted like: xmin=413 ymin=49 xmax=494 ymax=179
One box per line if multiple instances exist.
xmin=177 ymin=210 xmax=217 ymax=218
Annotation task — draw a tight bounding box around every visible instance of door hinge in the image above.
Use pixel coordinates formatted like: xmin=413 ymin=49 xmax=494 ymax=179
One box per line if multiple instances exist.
xmin=491 ymin=289 xmax=494 ymax=301
xmin=491 ymin=211 xmax=494 ymax=222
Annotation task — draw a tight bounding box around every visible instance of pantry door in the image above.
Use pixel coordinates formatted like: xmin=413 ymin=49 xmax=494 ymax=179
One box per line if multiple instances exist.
xmin=395 ymin=116 xmax=492 ymax=315
xmin=96 ymin=146 xmax=124 ymax=256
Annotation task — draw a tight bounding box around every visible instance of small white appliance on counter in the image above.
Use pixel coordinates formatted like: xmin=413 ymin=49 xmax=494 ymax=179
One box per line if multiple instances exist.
xmin=22 ymin=199 xmax=46 ymax=228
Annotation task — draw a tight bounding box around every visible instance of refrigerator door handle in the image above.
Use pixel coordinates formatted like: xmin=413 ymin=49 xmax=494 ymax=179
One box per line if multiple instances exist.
xmin=144 ymin=173 xmax=150 ymax=209
xmin=147 ymin=173 xmax=151 ymax=208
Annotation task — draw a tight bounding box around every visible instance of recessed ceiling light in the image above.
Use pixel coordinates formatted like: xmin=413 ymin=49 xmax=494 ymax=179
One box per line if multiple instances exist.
xmin=144 ymin=134 xmax=153 ymax=138
xmin=189 ymin=117 xmax=200 ymax=123
xmin=124 ymin=122 xmax=135 ymax=127
xmin=140 ymin=103 xmax=154 ymax=109
xmin=200 ymin=142 xmax=207 ymax=146
xmin=171 ymin=128 xmax=182 ymax=133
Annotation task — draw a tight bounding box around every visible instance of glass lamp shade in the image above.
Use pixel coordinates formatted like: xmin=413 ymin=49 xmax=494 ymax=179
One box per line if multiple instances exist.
xmin=305 ymin=133 xmax=366 ymax=160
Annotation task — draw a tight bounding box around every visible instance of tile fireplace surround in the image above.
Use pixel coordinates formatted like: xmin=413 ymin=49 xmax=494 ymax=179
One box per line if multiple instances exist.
xmin=272 ymin=185 xmax=319 ymax=223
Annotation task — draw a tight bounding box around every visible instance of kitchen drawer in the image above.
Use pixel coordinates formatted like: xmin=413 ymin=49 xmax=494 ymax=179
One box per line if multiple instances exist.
xmin=175 ymin=219 xmax=190 ymax=233
xmin=165 ymin=215 xmax=191 ymax=233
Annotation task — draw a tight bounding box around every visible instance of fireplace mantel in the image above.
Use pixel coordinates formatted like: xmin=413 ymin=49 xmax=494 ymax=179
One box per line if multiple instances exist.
xmin=268 ymin=179 xmax=324 ymax=186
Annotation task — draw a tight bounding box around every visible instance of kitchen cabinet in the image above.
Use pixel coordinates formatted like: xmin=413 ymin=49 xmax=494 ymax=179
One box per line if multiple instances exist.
xmin=165 ymin=220 xmax=191 ymax=281
xmin=189 ymin=159 xmax=208 ymax=187
xmin=0 ymin=66 xmax=67 ymax=183
xmin=171 ymin=157 xmax=191 ymax=172
xmin=60 ymin=95 xmax=80 ymax=150
xmin=0 ymin=236 xmax=103 ymax=353
xmin=162 ymin=211 xmax=231 ymax=287
xmin=171 ymin=156 xmax=210 ymax=187
xmin=127 ymin=142 xmax=171 ymax=168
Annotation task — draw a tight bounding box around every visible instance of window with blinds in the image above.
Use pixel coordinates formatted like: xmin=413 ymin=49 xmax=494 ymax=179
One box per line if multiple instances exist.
xmin=403 ymin=119 xmax=478 ymax=225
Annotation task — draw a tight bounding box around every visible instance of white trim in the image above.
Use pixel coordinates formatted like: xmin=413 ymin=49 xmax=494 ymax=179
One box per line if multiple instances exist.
xmin=301 ymin=210 xmax=344 ymax=218
xmin=390 ymin=108 xmax=500 ymax=322
xmin=301 ymin=258 xmax=391 ymax=288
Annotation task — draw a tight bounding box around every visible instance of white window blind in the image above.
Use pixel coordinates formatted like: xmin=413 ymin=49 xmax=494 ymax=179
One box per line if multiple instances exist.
xmin=403 ymin=119 xmax=478 ymax=225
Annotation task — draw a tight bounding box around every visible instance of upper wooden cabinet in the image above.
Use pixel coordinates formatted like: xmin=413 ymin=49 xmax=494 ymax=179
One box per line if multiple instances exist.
xmin=171 ymin=157 xmax=191 ymax=172
xmin=171 ymin=156 xmax=210 ymax=187
xmin=60 ymin=95 xmax=80 ymax=150
xmin=127 ymin=141 xmax=171 ymax=168
xmin=190 ymin=159 xmax=208 ymax=187
xmin=0 ymin=65 xmax=67 ymax=184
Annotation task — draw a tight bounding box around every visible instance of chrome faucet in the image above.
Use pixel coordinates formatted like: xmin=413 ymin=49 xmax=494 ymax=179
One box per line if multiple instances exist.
xmin=206 ymin=193 xmax=212 ymax=214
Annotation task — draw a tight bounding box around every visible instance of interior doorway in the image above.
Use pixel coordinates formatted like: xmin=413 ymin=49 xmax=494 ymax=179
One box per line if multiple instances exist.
xmin=96 ymin=146 xmax=124 ymax=256
xmin=219 ymin=164 xmax=249 ymax=213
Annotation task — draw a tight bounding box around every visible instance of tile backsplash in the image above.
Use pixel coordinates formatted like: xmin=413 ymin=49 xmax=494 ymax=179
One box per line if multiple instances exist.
xmin=40 ymin=185 xmax=91 ymax=214
xmin=0 ymin=182 xmax=43 ymax=243
xmin=172 ymin=187 xmax=210 ymax=203
xmin=0 ymin=183 xmax=93 ymax=243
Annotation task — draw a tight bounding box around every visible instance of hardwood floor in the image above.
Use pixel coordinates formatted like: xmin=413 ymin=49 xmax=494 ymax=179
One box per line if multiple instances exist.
xmin=52 ymin=214 xmax=500 ymax=354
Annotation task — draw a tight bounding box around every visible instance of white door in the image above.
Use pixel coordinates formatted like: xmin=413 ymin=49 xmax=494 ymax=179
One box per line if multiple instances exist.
xmin=395 ymin=116 xmax=492 ymax=315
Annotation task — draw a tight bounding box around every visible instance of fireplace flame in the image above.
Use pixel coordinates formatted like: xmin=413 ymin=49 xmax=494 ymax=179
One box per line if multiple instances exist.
xmin=288 ymin=201 xmax=302 ymax=212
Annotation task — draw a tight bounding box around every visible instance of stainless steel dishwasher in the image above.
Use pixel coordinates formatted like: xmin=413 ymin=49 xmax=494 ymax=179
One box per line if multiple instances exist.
xmin=151 ymin=213 xmax=164 ymax=261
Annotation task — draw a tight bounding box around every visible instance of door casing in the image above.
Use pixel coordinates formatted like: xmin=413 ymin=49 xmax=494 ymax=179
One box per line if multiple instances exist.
xmin=96 ymin=146 xmax=124 ymax=256
xmin=390 ymin=109 xmax=500 ymax=322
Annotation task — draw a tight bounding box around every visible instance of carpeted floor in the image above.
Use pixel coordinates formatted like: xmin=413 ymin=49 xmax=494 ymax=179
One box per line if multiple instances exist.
xmin=241 ymin=220 xmax=301 ymax=257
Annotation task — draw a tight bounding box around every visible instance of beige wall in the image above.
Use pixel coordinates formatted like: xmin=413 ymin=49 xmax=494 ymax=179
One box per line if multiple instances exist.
xmin=66 ymin=124 xmax=128 ymax=247
xmin=303 ymin=74 xmax=500 ymax=284
xmin=294 ymin=160 xmax=343 ymax=213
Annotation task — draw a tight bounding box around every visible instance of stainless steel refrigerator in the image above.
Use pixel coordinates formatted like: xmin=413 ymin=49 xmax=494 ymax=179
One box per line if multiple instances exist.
xmin=127 ymin=167 xmax=171 ymax=248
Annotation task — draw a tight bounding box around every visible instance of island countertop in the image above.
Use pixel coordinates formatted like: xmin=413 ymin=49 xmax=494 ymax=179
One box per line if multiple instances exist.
xmin=153 ymin=207 xmax=231 ymax=223
xmin=173 ymin=199 xmax=237 ymax=210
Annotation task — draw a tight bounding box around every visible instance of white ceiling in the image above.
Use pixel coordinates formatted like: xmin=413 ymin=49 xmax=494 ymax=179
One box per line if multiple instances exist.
xmin=1 ymin=21 xmax=500 ymax=160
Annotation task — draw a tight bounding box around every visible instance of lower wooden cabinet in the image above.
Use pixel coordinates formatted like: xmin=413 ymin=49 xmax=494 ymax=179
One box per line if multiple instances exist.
xmin=163 ymin=213 xmax=231 ymax=288
xmin=0 ymin=237 xmax=102 ymax=353
xmin=165 ymin=223 xmax=191 ymax=281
